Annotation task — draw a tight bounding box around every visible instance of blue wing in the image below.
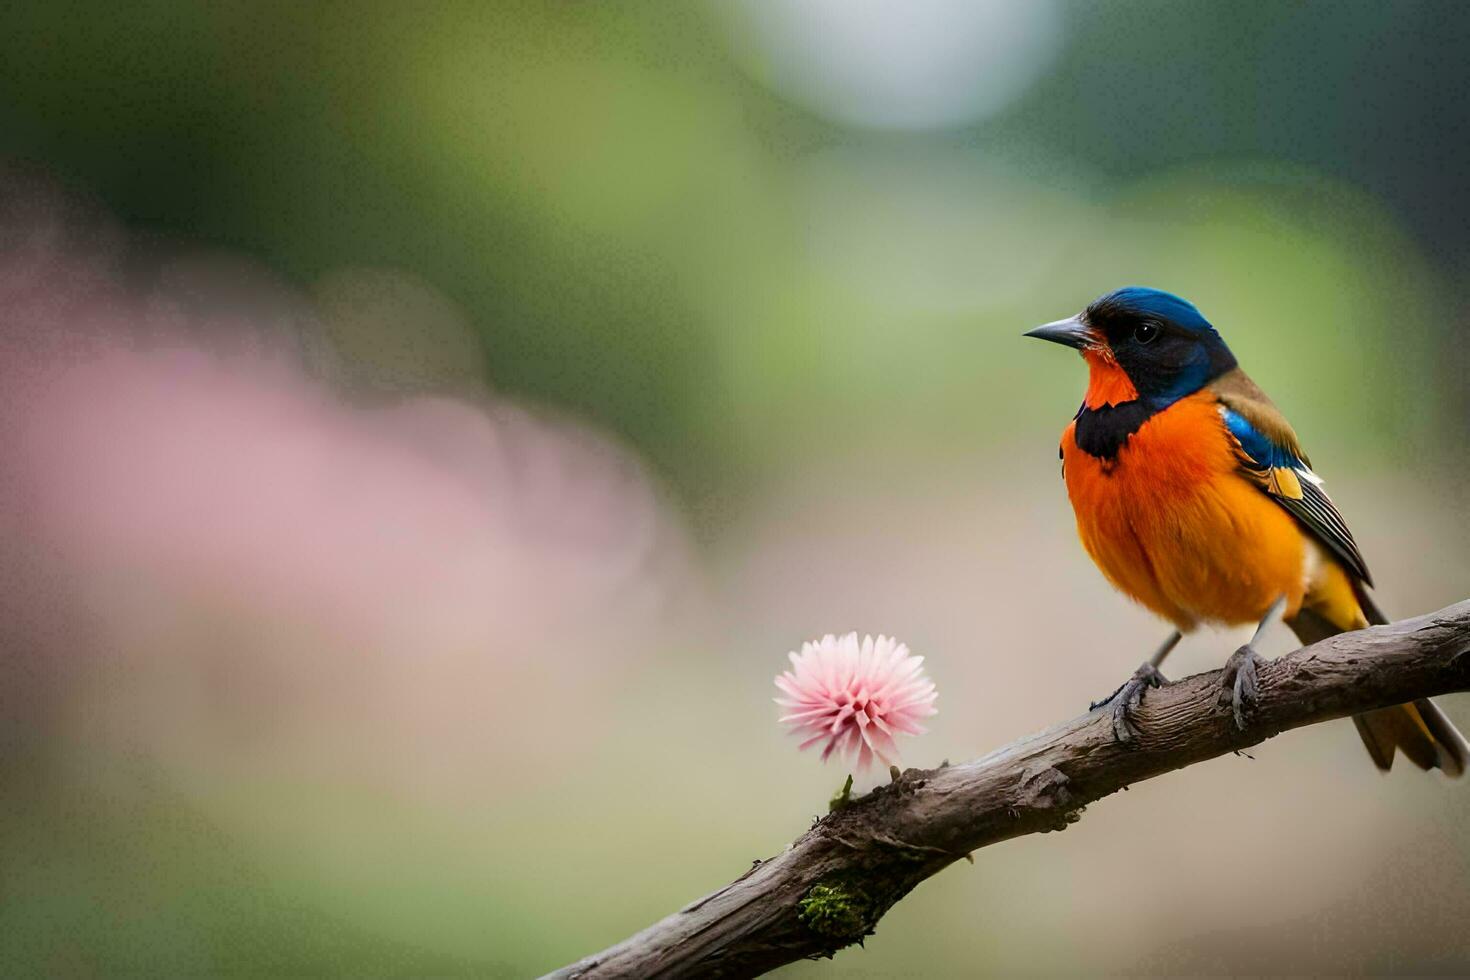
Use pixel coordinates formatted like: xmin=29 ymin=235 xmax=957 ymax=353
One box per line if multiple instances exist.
xmin=1218 ymin=403 xmax=1373 ymax=586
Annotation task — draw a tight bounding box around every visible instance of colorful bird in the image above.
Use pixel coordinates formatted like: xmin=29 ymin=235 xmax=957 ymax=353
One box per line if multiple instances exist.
xmin=1026 ymin=286 xmax=1467 ymax=774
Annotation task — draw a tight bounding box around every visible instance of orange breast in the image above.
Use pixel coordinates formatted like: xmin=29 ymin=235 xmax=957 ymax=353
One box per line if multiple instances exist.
xmin=1061 ymin=391 xmax=1308 ymax=631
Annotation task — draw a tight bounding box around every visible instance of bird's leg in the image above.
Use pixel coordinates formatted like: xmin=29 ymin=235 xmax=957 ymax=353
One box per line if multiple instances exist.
xmin=1092 ymin=630 xmax=1182 ymax=743
xmin=1220 ymin=595 xmax=1287 ymax=730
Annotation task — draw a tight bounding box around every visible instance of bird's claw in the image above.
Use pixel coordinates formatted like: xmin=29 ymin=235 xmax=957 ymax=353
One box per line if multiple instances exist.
xmin=1095 ymin=661 xmax=1168 ymax=744
xmin=1220 ymin=644 xmax=1264 ymax=730
xmin=1091 ymin=662 xmax=1166 ymax=710
xmin=1089 ymin=682 xmax=1127 ymax=713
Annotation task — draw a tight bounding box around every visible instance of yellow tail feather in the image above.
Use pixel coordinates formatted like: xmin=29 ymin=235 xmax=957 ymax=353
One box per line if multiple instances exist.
xmin=1288 ymin=602 xmax=1468 ymax=777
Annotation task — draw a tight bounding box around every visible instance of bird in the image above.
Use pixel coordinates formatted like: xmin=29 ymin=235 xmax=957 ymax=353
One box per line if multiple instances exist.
xmin=1025 ymin=285 xmax=1467 ymax=775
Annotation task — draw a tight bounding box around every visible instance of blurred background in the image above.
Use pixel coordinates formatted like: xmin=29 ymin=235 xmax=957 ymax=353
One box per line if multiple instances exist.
xmin=2 ymin=1 xmax=1469 ymax=976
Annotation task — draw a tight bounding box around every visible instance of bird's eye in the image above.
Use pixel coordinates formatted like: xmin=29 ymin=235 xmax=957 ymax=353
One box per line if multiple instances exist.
xmin=1133 ymin=322 xmax=1160 ymax=344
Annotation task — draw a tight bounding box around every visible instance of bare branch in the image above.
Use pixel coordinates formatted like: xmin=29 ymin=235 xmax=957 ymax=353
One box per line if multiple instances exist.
xmin=547 ymin=601 xmax=1470 ymax=979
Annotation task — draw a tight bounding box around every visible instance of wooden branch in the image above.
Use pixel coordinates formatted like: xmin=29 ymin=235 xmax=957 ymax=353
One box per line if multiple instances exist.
xmin=547 ymin=601 xmax=1470 ymax=979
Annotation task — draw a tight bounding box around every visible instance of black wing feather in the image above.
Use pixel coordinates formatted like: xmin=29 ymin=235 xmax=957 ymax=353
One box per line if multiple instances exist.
xmin=1273 ymin=478 xmax=1373 ymax=586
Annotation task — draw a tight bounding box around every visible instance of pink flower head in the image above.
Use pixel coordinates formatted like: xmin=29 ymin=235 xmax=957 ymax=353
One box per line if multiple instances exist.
xmin=774 ymin=633 xmax=937 ymax=770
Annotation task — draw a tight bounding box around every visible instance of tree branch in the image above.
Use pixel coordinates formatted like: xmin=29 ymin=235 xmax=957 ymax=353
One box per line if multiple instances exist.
xmin=548 ymin=601 xmax=1470 ymax=979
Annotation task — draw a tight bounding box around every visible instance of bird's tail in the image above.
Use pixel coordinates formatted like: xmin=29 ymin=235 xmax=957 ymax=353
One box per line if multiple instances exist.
xmin=1288 ymin=589 xmax=1468 ymax=777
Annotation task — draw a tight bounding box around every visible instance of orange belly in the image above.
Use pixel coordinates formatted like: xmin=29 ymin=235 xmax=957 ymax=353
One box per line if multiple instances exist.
xmin=1061 ymin=391 xmax=1308 ymax=631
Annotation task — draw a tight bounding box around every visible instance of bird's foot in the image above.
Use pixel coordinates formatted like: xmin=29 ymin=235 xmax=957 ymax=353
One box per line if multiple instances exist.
xmin=1092 ymin=660 xmax=1169 ymax=744
xmin=1219 ymin=643 xmax=1266 ymax=730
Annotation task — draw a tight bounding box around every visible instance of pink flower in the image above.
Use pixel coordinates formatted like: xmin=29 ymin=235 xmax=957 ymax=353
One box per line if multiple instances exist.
xmin=775 ymin=633 xmax=938 ymax=770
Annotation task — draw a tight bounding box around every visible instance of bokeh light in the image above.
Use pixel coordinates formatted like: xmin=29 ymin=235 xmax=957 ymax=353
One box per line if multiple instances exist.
xmin=718 ymin=0 xmax=1064 ymax=130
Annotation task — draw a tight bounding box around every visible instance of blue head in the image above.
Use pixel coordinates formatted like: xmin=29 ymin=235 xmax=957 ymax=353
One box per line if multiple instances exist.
xmin=1027 ymin=287 xmax=1237 ymax=404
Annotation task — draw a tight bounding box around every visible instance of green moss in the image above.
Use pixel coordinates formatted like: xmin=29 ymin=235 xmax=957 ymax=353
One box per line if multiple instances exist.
xmin=797 ymin=882 xmax=870 ymax=942
xmin=827 ymin=774 xmax=854 ymax=813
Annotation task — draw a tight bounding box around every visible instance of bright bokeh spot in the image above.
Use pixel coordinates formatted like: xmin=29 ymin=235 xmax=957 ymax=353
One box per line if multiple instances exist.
xmin=718 ymin=0 xmax=1064 ymax=130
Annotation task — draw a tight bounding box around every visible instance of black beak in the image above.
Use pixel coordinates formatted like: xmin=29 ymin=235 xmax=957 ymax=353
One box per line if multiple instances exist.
xmin=1024 ymin=315 xmax=1092 ymax=350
